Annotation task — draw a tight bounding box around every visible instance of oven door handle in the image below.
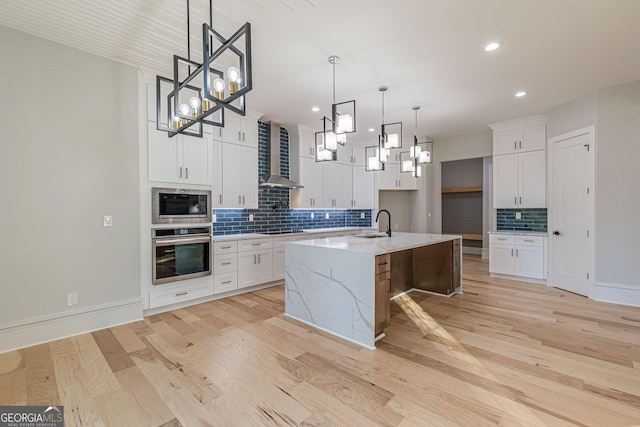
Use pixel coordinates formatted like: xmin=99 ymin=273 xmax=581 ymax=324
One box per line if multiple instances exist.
xmin=153 ymin=236 xmax=211 ymax=246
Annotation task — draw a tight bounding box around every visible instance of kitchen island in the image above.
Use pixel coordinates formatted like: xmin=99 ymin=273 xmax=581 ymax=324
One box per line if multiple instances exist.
xmin=284 ymin=232 xmax=462 ymax=349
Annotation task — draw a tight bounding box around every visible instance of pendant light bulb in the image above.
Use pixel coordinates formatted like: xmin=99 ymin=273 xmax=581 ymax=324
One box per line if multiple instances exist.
xmin=212 ymin=78 xmax=225 ymax=100
xmin=227 ymin=66 xmax=240 ymax=94
xmin=201 ymin=89 xmax=212 ymax=112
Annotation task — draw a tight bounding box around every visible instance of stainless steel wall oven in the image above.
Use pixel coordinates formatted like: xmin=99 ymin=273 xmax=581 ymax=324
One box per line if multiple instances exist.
xmin=152 ymin=187 xmax=211 ymax=224
xmin=152 ymin=226 xmax=212 ymax=285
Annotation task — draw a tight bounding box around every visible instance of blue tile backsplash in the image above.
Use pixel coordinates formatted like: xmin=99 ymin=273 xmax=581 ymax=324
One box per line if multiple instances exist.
xmin=496 ymin=208 xmax=547 ymax=232
xmin=213 ymin=121 xmax=372 ymax=235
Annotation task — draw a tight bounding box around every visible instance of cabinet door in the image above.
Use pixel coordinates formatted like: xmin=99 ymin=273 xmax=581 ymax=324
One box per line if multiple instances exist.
xmin=352 ymin=166 xmax=375 ymax=209
xmin=241 ymin=117 xmax=258 ymax=149
xmin=222 ymin=143 xmax=242 ymax=208
xmin=352 ymin=147 xmax=366 ymax=166
xmin=273 ymin=247 xmax=286 ymax=281
xmin=323 ymin=162 xmax=343 ymax=208
xmin=210 ymin=126 xmax=224 ymax=142
xmin=148 ymin=122 xmax=180 ymax=183
xmin=256 ymin=250 xmax=274 ymax=284
xmin=241 ymin=147 xmax=259 ymax=208
xmin=223 ymin=115 xmax=242 ymax=144
xmin=515 ymin=246 xmax=544 ymax=279
xmin=518 ymin=150 xmax=546 ymax=208
xmin=342 ymin=164 xmax=353 ymax=208
xmin=489 ymin=244 xmax=515 ymax=275
xmin=211 ymin=140 xmax=223 ymax=208
xmin=399 ymin=168 xmax=418 ymax=190
xmin=519 ymin=124 xmax=546 ymax=152
xmin=237 ymin=251 xmax=258 ymax=288
xmin=299 ymin=132 xmax=316 ymax=159
xmin=374 ymin=271 xmax=390 ymax=336
xmin=181 ymin=133 xmax=212 ymax=185
xmin=493 ymin=129 xmax=520 ymax=155
xmin=298 ymin=157 xmax=322 ymax=207
xmin=377 ymin=164 xmax=400 ymax=190
xmin=493 ymin=153 xmax=519 ymax=208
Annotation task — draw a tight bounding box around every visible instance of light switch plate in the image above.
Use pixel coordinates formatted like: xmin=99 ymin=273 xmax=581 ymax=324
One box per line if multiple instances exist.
xmin=360 ymin=212 xmax=365 ymax=219
xmin=249 ymin=213 xmax=254 ymax=221
xmin=212 ymin=214 xmax=217 ymax=223
xmin=325 ymin=213 xmax=329 ymax=219
xmin=311 ymin=212 xmax=314 ymax=219
xmin=515 ymin=212 xmax=522 ymax=220
xmin=103 ymin=215 xmax=113 ymax=227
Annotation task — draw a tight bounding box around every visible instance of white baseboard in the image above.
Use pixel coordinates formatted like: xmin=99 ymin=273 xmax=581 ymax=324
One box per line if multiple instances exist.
xmin=0 ymin=298 xmax=143 ymax=354
xmin=593 ymin=282 xmax=640 ymax=307
xmin=490 ymin=272 xmax=546 ymax=285
xmin=481 ymin=248 xmax=489 ymax=259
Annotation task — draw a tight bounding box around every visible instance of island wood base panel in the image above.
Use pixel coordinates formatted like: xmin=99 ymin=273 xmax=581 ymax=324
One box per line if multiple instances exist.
xmin=1 ymin=255 xmax=640 ymax=426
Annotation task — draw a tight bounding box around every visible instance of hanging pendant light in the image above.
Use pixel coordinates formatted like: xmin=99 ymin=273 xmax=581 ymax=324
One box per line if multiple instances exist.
xmin=400 ymin=106 xmax=433 ymax=178
xmin=155 ymin=0 xmax=253 ymax=138
xmin=379 ymin=86 xmax=402 ymax=150
xmin=329 ymin=56 xmax=356 ymax=139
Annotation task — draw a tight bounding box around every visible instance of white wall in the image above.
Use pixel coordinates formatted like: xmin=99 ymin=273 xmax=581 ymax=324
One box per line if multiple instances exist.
xmin=378 ymin=191 xmax=415 ymax=232
xmin=0 ymin=26 xmax=142 ymax=349
xmin=595 ymin=81 xmax=640 ymax=288
xmin=547 ymin=92 xmax=598 ymax=139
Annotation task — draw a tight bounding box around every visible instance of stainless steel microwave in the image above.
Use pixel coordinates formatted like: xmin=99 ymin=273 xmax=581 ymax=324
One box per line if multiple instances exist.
xmin=152 ymin=188 xmax=212 ymax=224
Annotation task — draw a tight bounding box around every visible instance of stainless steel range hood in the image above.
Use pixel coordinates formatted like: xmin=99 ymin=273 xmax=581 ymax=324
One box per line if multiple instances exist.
xmin=260 ymin=122 xmax=304 ymax=189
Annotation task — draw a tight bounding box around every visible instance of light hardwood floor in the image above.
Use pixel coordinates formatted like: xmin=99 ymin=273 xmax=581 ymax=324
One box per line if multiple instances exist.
xmin=2 ymin=255 xmax=640 ymax=426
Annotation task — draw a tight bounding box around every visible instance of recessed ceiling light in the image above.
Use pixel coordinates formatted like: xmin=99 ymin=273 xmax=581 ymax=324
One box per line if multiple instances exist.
xmin=368 ymin=128 xmax=375 ymax=132
xmin=311 ymin=106 xmax=320 ymax=112
xmin=515 ymin=91 xmax=527 ymax=98
xmin=485 ymin=42 xmax=500 ymax=52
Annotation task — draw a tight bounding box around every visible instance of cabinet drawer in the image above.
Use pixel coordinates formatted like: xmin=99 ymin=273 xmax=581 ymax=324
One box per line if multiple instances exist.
xmin=214 ymin=272 xmax=238 ymax=294
xmin=149 ymin=282 xmax=213 ymax=309
xmin=490 ymin=234 xmax=515 ymax=245
xmin=375 ymin=254 xmax=390 ymax=274
xmin=214 ymin=241 xmax=237 ymax=254
xmin=214 ymin=253 xmax=237 ymax=273
xmin=515 ymin=235 xmax=544 ymax=247
xmin=238 ymin=238 xmax=273 ymax=252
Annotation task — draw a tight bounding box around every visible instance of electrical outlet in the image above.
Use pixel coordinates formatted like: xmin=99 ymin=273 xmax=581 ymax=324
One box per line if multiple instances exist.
xmin=249 ymin=213 xmax=254 ymax=221
xmin=103 ymin=215 xmax=113 ymax=227
xmin=67 ymin=292 xmax=78 ymax=306
xmin=325 ymin=213 xmax=329 ymax=219
xmin=311 ymin=212 xmax=314 ymax=219
xmin=212 ymin=214 xmax=217 ymax=223
xmin=515 ymin=212 xmax=522 ymax=220
xmin=360 ymin=212 xmax=365 ymax=219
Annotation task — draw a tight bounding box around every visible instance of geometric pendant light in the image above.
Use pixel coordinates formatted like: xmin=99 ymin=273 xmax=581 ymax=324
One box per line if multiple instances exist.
xmin=155 ymin=0 xmax=252 ymax=138
xmin=401 ymin=106 xmax=433 ymax=178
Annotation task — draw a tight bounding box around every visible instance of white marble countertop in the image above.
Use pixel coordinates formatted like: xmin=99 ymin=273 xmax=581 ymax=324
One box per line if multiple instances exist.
xmin=212 ymin=227 xmax=376 ymax=241
xmin=287 ymin=232 xmax=461 ymax=256
xmin=488 ymin=230 xmax=548 ymax=236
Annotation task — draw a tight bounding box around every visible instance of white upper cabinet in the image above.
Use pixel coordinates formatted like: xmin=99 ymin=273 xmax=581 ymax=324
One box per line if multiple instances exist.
xmin=352 ymin=166 xmax=375 ymax=209
xmin=222 ymin=115 xmax=258 ymax=148
xmin=299 ymin=131 xmax=316 ymax=159
xmin=490 ymin=115 xmax=546 ymax=155
xmin=376 ymin=163 xmax=417 ymax=190
xmin=490 ymin=115 xmax=547 ymax=208
xmin=211 ymin=140 xmax=223 ymax=207
xmin=342 ymin=164 xmax=354 ymax=208
xmin=148 ymin=122 xmax=212 ymax=185
xmin=293 ymin=156 xmax=323 ymax=208
xmin=322 ymin=162 xmax=343 ymax=208
xmin=222 ymin=143 xmax=258 ymax=208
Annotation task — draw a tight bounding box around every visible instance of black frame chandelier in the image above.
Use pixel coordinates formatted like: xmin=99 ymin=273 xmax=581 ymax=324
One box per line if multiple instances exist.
xmin=400 ymin=106 xmax=433 ymax=177
xmin=156 ymin=0 xmax=252 ymax=138
xmin=365 ymin=86 xmax=403 ymax=171
xmin=315 ymin=55 xmax=356 ymax=161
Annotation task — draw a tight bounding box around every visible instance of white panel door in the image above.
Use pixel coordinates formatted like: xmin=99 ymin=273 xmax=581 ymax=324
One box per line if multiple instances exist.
xmin=399 ymin=169 xmax=418 ymax=190
xmin=323 ymin=162 xmax=343 ymax=208
xmin=493 ymin=129 xmax=520 ymax=155
xmin=148 ymin=122 xmax=180 ymax=183
xmin=520 ymin=124 xmax=546 ymax=152
xmin=237 ymin=251 xmax=258 ymax=288
xmin=241 ymin=147 xmax=258 ymax=208
xmin=489 ymin=245 xmax=515 ymax=275
xmin=298 ymin=157 xmax=322 ymax=208
xmin=241 ymin=117 xmax=258 ymax=148
xmin=273 ymin=247 xmax=285 ymax=281
xmin=256 ymin=250 xmax=274 ymax=284
xmin=222 ymin=143 xmax=242 ymax=207
xmin=222 ymin=115 xmax=242 ymax=144
xmin=515 ymin=246 xmax=544 ymax=279
xmin=551 ymin=131 xmax=594 ymax=296
xmin=342 ymin=164 xmax=353 ymax=208
xmin=211 ymin=140 xmax=223 ymax=208
xmin=181 ymin=133 xmax=211 ymax=185
xmin=352 ymin=166 xmax=375 ymax=209
xmin=518 ymin=150 xmax=546 ymax=208
xmin=493 ymin=154 xmax=518 ymax=208
xmin=299 ymin=132 xmax=316 ymax=158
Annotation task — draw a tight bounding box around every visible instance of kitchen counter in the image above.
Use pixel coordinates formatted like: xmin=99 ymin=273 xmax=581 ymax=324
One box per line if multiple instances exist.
xmin=488 ymin=230 xmax=548 ymax=236
xmin=284 ymin=232 xmax=462 ymax=349
xmin=212 ymin=227 xmax=376 ymax=241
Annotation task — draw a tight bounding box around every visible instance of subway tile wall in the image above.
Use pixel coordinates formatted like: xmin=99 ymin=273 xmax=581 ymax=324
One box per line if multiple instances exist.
xmin=213 ymin=121 xmax=372 ymax=235
xmin=496 ymin=208 xmax=547 ymax=232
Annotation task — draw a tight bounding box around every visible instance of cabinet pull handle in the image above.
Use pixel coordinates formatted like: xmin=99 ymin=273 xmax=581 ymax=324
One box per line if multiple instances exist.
xmin=519 ymin=196 xmax=522 ymax=205
xmin=310 ymin=198 xmax=313 ymax=206
xmin=258 ymin=254 xmax=261 ymax=263
xmin=514 ymin=196 xmax=517 ymax=205
xmin=238 ymin=131 xmax=241 ymax=141
xmin=523 ymin=239 xmax=534 ymax=242
xmin=497 ymin=238 xmax=507 ymax=241
xmin=243 ymin=195 xmax=245 ymax=204
xmin=242 ymin=132 xmax=245 ymax=142
xmin=175 ymin=291 xmax=188 ymax=296
xmin=514 ymin=141 xmax=517 ymax=150
xmin=516 ymin=249 xmax=519 ymax=257
xmin=519 ymin=140 xmax=522 ymax=149
xmin=221 ymin=280 xmax=232 ymax=284
xmin=511 ymin=249 xmax=514 ymax=256
xmin=221 ymin=262 xmax=231 ymax=265
xmin=221 ymin=245 xmax=231 ymax=249
xmin=252 ymin=243 xmax=261 ymax=246
xmin=219 ymin=194 xmax=222 ymax=204
xmin=253 ymin=255 xmax=256 ymax=264
xmin=185 ymin=168 xmax=188 ymax=179
xmin=179 ymin=167 xmax=183 ymax=178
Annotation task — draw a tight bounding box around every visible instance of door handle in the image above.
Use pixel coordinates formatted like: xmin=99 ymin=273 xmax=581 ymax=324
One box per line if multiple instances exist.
xmin=185 ymin=168 xmax=188 ymax=179
xmin=179 ymin=166 xmax=183 ymax=178
xmin=519 ymin=141 xmax=522 ymax=149
xmin=553 ymin=231 xmax=561 ymax=235
xmin=253 ymin=254 xmax=256 ymax=264
xmin=514 ymin=197 xmax=517 ymax=205
xmin=258 ymin=254 xmax=261 ymax=263
xmin=238 ymin=131 xmax=241 ymax=141
xmin=239 ymin=195 xmax=242 ymax=204
xmin=511 ymin=248 xmax=514 ymax=256
xmin=243 ymin=195 xmax=245 ymax=205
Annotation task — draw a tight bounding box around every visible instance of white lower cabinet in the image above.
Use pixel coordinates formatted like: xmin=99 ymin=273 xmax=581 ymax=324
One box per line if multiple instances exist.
xmin=489 ymin=233 xmax=546 ymax=280
xmin=238 ymin=249 xmax=274 ymax=289
xmin=149 ymin=281 xmax=213 ymax=309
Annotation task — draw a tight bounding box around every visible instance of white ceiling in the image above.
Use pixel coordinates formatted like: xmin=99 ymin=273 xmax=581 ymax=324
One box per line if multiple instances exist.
xmin=2 ymin=0 xmax=639 ymax=143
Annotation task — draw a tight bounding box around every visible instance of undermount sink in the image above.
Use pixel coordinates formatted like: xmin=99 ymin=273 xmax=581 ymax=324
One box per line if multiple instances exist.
xmin=356 ymin=233 xmax=389 ymax=239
